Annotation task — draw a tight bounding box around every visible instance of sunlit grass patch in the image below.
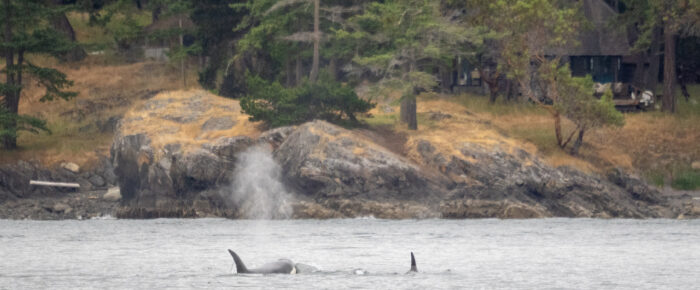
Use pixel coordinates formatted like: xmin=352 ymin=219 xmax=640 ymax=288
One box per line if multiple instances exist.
xmin=455 ymin=93 xmax=545 ymax=116
xmin=361 ymin=112 xmax=398 ymax=127
xmin=0 ymin=60 xmax=186 ymax=166
xmin=68 ymin=12 xmax=114 ymax=52
xmin=67 ymin=11 xmax=152 ymax=52
xmin=0 ymin=117 xmax=113 ymax=167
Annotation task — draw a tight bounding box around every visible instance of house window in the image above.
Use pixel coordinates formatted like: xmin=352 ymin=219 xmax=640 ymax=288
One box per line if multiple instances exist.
xmin=569 ymin=56 xmax=618 ymax=83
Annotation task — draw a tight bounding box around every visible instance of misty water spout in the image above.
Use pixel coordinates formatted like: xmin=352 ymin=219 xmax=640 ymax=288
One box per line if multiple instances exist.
xmin=226 ymin=144 xmax=292 ymax=219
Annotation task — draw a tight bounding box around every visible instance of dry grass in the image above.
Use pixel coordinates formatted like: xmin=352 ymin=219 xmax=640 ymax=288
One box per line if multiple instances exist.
xmin=3 ymin=47 xmax=698 ymax=189
xmin=362 ymin=89 xmax=700 ymax=180
xmin=0 ymin=57 xmax=191 ymax=167
xmin=120 ymin=90 xmax=262 ymax=157
xmin=363 ymin=94 xmax=545 ymax=170
xmin=67 ymin=11 xmax=152 ymax=53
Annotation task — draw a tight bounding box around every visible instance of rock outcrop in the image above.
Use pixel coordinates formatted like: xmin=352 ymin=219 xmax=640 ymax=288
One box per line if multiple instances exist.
xmin=274 ymin=121 xmax=447 ymax=202
xmin=0 ymin=158 xmax=116 ymax=202
xmin=411 ymin=139 xmax=671 ymax=218
xmin=103 ymin=90 xmax=686 ymax=219
xmin=111 ymin=120 xmax=680 ymax=219
xmin=1 ymin=90 xmax=692 ymax=220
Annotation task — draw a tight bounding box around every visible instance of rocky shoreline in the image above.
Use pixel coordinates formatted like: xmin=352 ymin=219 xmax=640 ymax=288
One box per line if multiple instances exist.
xmin=107 ymin=118 xmax=699 ymax=220
xmin=2 ymin=91 xmax=699 ymax=220
xmin=0 ymin=159 xmax=120 ymax=220
xmin=2 ymin=138 xmax=699 ymax=220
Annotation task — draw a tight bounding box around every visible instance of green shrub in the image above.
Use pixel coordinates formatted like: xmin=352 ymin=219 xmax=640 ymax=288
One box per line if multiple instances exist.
xmin=0 ymin=107 xmax=50 ymax=144
xmin=672 ymin=170 xmax=700 ymax=190
xmin=241 ymin=73 xmax=375 ymax=127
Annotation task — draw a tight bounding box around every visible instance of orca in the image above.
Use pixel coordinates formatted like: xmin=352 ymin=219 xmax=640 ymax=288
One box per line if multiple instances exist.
xmin=408 ymin=252 xmax=418 ymax=273
xmin=227 ymin=249 xmax=417 ymax=275
xmin=228 ymin=249 xmax=297 ymax=274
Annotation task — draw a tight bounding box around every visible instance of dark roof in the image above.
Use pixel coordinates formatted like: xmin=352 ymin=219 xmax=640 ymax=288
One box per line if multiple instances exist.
xmin=548 ymin=0 xmax=630 ymax=56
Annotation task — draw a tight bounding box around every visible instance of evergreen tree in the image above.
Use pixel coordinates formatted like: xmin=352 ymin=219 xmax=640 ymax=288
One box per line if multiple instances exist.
xmin=488 ymin=0 xmax=624 ymax=154
xmin=0 ymin=0 xmax=77 ymax=149
xmin=232 ymin=0 xmax=312 ymax=89
xmin=345 ymin=0 xmax=480 ymax=130
xmin=550 ymin=66 xmax=625 ymax=155
xmin=189 ymin=0 xmax=246 ymax=91
xmin=241 ymin=72 xmax=375 ymax=127
xmin=620 ymin=0 xmax=700 ymax=113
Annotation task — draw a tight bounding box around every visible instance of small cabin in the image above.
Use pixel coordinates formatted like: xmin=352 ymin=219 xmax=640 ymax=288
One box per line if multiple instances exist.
xmin=449 ymin=0 xmax=636 ymax=96
xmin=553 ymin=0 xmax=631 ymax=84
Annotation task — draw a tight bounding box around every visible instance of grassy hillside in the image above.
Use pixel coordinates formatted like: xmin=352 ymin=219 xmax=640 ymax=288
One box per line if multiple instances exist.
xmin=362 ymin=86 xmax=700 ymax=190
xmin=0 ymin=59 xmax=191 ymax=167
xmin=2 ymin=55 xmax=698 ymax=190
xmin=1 ymin=11 xmax=697 ymax=189
xmin=2 ymin=52 xmax=698 ymax=191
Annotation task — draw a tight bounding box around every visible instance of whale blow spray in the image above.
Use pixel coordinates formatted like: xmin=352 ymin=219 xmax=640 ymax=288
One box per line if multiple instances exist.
xmin=227 ymin=144 xmax=292 ymax=219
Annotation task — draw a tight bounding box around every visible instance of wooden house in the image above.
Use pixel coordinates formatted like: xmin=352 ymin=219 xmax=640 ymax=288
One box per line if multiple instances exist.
xmin=553 ymin=0 xmax=631 ymax=84
xmin=451 ymin=0 xmax=635 ymax=95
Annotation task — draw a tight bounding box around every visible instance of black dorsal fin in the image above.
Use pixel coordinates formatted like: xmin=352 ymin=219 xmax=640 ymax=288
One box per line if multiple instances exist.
xmin=410 ymin=252 xmax=418 ymax=272
xmin=228 ymin=249 xmax=249 ymax=274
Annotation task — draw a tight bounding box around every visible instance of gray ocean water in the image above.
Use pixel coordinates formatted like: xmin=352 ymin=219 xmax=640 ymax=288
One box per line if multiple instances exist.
xmin=0 ymin=218 xmax=698 ymax=289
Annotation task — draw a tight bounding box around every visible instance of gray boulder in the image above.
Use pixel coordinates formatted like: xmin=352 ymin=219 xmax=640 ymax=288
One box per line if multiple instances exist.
xmin=61 ymin=162 xmax=80 ymax=174
xmin=107 ymin=118 xmax=679 ymax=219
xmin=203 ymin=136 xmax=254 ymax=162
xmin=110 ymin=133 xmax=248 ymax=210
xmin=52 ymin=202 xmax=72 ymax=214
xmin=411 ymin=138 xmax=669 ymax=218
xmin=104 ymin=187 xmax=122 ymax=201
xmin=258 ymin=126 xmax=296 ymax=148
xmin=201 ymin=117 xmax=236 ymax=132
xmin=274 ymin=120 xmax=447 ymax=202
xmin=110 ymin=133 xmax=151 ymax=202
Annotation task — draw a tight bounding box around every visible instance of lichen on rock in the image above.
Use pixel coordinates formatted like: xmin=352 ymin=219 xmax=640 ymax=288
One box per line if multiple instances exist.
xmin=107 ymin=91 xmax=685 ymax=219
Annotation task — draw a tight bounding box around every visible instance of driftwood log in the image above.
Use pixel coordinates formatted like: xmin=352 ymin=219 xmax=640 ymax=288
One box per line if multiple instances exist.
xmin=29 ymin=180 xmax=80 ymax=188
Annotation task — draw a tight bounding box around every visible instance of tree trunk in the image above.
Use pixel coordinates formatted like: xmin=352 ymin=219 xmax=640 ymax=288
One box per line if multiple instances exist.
xmin=50 ymin=0 xmax=86 ymax=62
xmin=51 ymin=11 xmax=76 ymax=41
xmin=17 ymin=50 xmax=23 ymax=88
xmin=400 ymin=96 xmax=417 ymax=130
xmin=632 ymin=51 xmax=647 ymax=88
xmin=400 ymin=97 xmax=408 ymax=123
xmin=488 ymin=87 xmax=498 ymax=103
xmin=152 ymin=5 xmax=162 ymax=22
xmin=400 ymin=59 xmax=418 ymax=130
xmin=505 ymin=79 xmax=515 ymax=101
xmin=309 ymin=0 xmax=320 ymax=82
xmin=286 ymin=60 xmax=294 ymax=86
xmin=480 ymin=68 xmax=500 ymax=103
xmin=328 ymin=57 xmax=337 ymax=81
xmin=553 ymin=111 xmax=563 ymax=147
xmin=570 ymin=127 xmax=586 ymax=155
xmin=646 ymin=27 xmax=662 ymax=92
xmin=2 ymin=0 xmax=17 ymax=149
xmin=295 ymin=54 xmax=302 ymax=85
xmin=439 ymin=64 xmax=450 ymax=93
xmin=681 ymin=83 xmax=690 ymax=101
xmin=662 ymin=23 xmax=677 ymax=113
xmin=180 ymin=17 xmax=186 ymax=88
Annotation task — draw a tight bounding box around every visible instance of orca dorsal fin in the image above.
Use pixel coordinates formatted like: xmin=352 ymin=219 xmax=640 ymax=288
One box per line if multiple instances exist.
xmin=409 ymin=252 xmax=418 ymax=272
xmin=228 ymin=249 xmax=249 ymax=274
